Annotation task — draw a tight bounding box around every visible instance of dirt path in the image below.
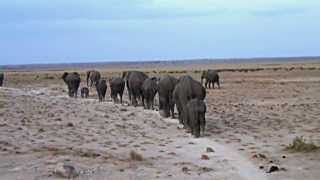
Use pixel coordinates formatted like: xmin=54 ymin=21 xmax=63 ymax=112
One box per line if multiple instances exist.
xmin=0 ymin=86 xmax=269 ymax=179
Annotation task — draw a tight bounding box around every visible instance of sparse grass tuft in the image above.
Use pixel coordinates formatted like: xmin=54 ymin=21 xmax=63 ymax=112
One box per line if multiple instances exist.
xmin=285 ymin=136 xmax=319 ymax=153
xmin=129 ymin=150 xmax=144 ymax=161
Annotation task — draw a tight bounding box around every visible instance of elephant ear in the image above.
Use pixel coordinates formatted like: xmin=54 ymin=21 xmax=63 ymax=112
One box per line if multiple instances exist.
xmin=62 ymin=72 xmax=69 ymax=80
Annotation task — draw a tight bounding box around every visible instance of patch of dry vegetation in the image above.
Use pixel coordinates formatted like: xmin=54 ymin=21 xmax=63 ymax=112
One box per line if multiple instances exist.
xmin=285 ymin=136 xmax=319 ymax=153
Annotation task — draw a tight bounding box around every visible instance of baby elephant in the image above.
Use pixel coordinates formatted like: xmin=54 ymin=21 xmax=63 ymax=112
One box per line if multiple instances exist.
xmin=186 ymin=99 xmax=206 ymax=138
xmin=96 ymin=79 xmax=107 ymax=102
xmin=81 ymin=87 xmax=89 ymax=98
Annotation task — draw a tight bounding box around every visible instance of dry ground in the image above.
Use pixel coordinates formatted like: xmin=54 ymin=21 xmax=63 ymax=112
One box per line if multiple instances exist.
xmin=0 ymin=61 xmax=320 ymax=180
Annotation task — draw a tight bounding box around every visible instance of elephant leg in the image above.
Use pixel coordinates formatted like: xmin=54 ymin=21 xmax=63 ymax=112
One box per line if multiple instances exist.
xmin=151 ymin=99 xmax=154 ymax=110
xmin=201 ymin=125 xmax=205 ymax=137
xmin=132 ymin=95 xmax=137 ymax=107
xmin=75 ymin=87 xmax=78 ymax=98
xmin=128 ymin=91 xmax=132 ymax=103
xmin=120 ymin=93 xmax=123 ymax=104
xmin=168 ymin=95 xmax=174 ymax=118
xmin=170 ymin=104 xmax=175 ymax=119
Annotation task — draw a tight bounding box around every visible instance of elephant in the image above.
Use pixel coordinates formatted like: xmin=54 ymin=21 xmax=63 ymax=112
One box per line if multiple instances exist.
xmin=96 ymin=79 xmax=107 ymax=102
xmin=0 ymin=72 xmax=3 ymax=86
xmin=142 ymin=77 xmax=158 ymax=110
xmin=157 ymin=75 xmax=178 ymax=118
xmin=201 ymin=69 xmax=220 ymax=89
xmin=173 ymin=75 xmax=206 ymax=127
xmin=109 ymin=77 xmax=125 ymax=104
xmin=122 ymin=71 xmax=148 ymax=106
xmin=81 ymin=87 xmax=89 ymax=98
xmin=186 ymin=99 xmax=206 ymax=138
xmin=86 ymin=70 xmax=101 ymax=87
xmin=62 ymin=72 xmax=81 ymax=98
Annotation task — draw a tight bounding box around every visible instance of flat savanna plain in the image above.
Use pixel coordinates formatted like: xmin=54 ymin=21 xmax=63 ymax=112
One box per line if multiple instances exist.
xmin=0 ymin=61 xmax=320 ymax=180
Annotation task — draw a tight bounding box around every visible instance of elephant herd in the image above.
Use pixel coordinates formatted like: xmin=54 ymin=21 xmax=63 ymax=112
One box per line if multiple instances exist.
xmin=61 ymin=69 xmax=220 ymax=138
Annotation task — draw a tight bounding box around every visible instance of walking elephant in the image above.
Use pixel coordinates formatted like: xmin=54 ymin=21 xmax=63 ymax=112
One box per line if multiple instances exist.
xmin=62 ymin=72 xmax=81 ymax=98
xmin=173 ymin=75 xmax=206 ymax=127
xmin=186 ymin=99 xmax=206 ymax=138
xmin=122 ymin=71 xmax=148 ymax=106
xmin=142 ymin=77 xmax=158 ymax=110
xmin=96 ymin=79 xmax=107 ymax=102
xmin=157 ymin=75 xmax=178 ymax=118
xmin=81 ymin=87 xmax=89 ymax=98
xmin=87 ymin=70 xmax=101 ymax=87
xmin=109 ymin=77 xmax=125 ymax=104
xmin=201 ymin=69 xmax=220 ymax=89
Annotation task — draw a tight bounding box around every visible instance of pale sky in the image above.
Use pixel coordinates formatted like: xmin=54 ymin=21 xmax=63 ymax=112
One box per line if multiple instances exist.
xmin=0 ymin=0 xmax=319 ymax=65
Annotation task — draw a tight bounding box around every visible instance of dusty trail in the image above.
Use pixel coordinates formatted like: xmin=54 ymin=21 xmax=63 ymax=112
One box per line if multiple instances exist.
xmin=0 ymin=86 xmax=269 ymax=179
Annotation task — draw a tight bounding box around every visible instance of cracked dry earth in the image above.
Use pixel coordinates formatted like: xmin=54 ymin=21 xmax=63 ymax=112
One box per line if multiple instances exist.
xmin=0 ymin=69 xmax=320 ymax=180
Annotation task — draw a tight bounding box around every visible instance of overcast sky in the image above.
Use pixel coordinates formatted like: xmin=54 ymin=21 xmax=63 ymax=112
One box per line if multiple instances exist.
xmin=0 ymin=0 xmax=319 ymax=65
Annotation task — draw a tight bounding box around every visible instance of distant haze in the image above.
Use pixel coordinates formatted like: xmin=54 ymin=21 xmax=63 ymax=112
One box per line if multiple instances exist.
xmin=0 ymin=1 xmax=319 ymax=65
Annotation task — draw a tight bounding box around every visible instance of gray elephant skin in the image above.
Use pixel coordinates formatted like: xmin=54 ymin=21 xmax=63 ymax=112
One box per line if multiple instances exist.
xmin=186 ymin=99 xmax=206 ymax=138
xmin=0 ymin=72 xmax=3 ymax=87
xmin=173 ymin=75 xmax=206 ymax=127
xmin=96 ymin=79 xmax=107 ymax=102
xmin=122 ymin=71 xmax=148 ymax=106
xmin=201 ymin=69 xmax=220 ymax=89
xmin=87 ymin=70 xmax=101 ymax=87
xmin=81 ymin=87 xmax=89 ymax=98
xmin=62 ymin=72 xmax=81 ymax=98
xmin=109 ymin=77 xmax=125 ymax=104
xmin=142 ymin=77 xmax=158 ymax=110
xmin=158 ymin=75 xmax=178 ymax=118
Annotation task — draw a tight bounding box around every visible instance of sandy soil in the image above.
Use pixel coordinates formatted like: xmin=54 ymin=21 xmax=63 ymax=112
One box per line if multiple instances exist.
xmin=0 ymin=61 xmax=319 ymax=180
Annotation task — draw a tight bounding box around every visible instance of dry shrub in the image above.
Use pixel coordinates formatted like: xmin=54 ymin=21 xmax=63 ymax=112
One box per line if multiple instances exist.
xmin=285 ymin=136 xmax=319 ymax=153
xmin=129 ymin=150 xmax=143 ymax=161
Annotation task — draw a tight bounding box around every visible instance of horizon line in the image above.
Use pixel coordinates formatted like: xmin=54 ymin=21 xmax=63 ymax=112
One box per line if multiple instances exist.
xmin=1 ymin=55 xmax=320 ymax=67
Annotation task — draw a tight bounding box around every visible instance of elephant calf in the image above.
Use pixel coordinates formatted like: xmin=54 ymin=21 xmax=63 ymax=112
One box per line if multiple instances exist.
xmin=0 ymin=72 xmax=4 ymax=87
xmin=186 ymin=99 xmax=206 ymax=138
xmin=109 ymin=77 xmax=125 ymax=104
xmin=96 ymin=79 xmax=107 ymax=102
xmin=81 ymin=87 xmax=89 ymax=98
xmin=142 ymin=77 xmax=158 ymax=110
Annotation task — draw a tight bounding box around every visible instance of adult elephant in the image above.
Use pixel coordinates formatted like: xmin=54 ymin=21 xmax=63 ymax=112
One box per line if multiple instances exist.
xmin=96 ymin=79 xmax=107 ymax=102
xmin=62 ymin=72 xmax=81 ymax=98
xmin=122 ymin=71 xmax=148 ymax=106
xmin=0 ymin=72 xmax=4 ymax=87
xmin=158 ymin=75 xmax=178 ymax=118
xmin=173 ymin=75 xmax=206 ymax=127
xmin=86 ymin=70 xmax=101 ymax=87
xmin=109 ymin=77 xmax=125 ymax=104
xmin=201 ymin=69 xmax=220 ymax=89
xmin=142 ymin=77 xmax=158 ymax=110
